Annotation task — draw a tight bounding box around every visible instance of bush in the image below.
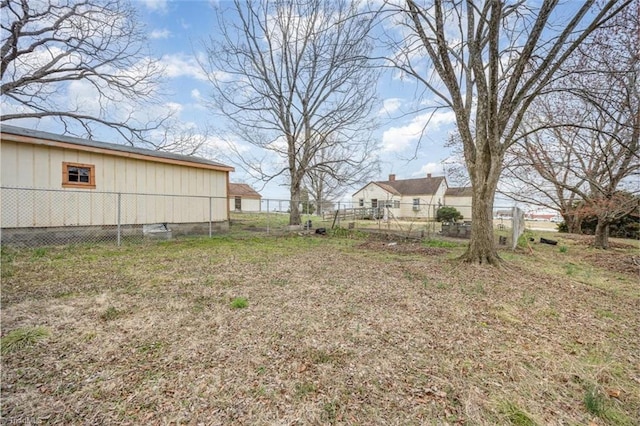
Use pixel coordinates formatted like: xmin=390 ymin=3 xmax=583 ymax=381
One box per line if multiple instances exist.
xmin=436 ymin=206 xmax=463 ymax=223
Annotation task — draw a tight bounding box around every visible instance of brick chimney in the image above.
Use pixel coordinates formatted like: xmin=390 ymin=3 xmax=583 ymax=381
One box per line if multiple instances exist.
xmin=427 ymin=173 xmax=432 ymax=178
xmin=389 ymin=174 xmax=396 ymax=182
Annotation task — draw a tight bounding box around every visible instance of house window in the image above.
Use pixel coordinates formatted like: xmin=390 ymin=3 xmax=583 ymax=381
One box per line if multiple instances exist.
xmin=413 ymin=198 xmax=420 ymax=210
xmin=393 ymin=200 xmax=400 ymax=209
xmin=371 ymin=199 xmax=378 ymax=208
xmin=358 ymin=198 xmax=364 ymax=207
xmin=234 ymin=196 xmax=242 ymax=211
xmin=62 ymin=162 xmax=95 ymax=189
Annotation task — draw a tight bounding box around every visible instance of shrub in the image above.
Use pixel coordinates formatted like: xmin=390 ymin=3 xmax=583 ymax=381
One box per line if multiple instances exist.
xmin=436 ymin=206 xmax=463 ymax=222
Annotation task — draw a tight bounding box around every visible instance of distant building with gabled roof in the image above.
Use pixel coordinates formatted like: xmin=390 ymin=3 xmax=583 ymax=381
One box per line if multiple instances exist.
xmin=352 ymin=173 xmax=472 ymax=220
xmin=228 ymin=183 xmax=262 ymax=212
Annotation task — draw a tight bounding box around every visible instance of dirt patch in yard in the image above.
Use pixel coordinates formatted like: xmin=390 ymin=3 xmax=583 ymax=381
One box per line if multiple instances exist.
xmin=357 ymin=240 xmax=449 ymax=255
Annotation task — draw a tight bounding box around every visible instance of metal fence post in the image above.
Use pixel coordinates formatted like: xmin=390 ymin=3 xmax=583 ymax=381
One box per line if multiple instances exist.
xmin=266 ymin=199 xmax=270 ymax=234
xmin=209 ymin=196 xmax=213 ymax=238
xmin=117 ymin=192 xmax=121 ymax=246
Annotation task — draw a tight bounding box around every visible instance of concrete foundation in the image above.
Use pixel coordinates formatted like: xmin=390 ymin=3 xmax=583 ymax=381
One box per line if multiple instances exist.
xmin=1 ymin=221 xmax=230 ymax=247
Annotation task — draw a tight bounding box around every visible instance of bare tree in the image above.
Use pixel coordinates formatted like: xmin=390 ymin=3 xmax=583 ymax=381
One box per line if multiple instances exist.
xmin=502 ymin=1 xmax=640 ymax=248
xmin=0 ymin=0 xmax=176 ymax=146
xmin=304 ymin=139 xmax=379 ymax=216
xmin=384 ymin=0 xmax=630 ymax=264
xmin=202 ymin=0 xmax=379 ymax=225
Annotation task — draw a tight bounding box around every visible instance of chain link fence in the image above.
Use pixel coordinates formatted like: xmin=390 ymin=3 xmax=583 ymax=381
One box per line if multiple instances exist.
xmin=2 ymin=186 xmax=540 ymax=248
xmin=1 ymin=187 xmax=228 ymax=247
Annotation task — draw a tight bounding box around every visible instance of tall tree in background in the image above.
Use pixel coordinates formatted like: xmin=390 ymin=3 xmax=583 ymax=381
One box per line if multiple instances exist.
xmin=304 ymin=139 xmax=379 ymax=216
xmin=384 ymin=0 xmax=631 ymax=264
xmin=502 ymin=0 xmax=639 ymax=249
xmin=202 ymin=0 xmax=379 ymax=225
xmin=0 ymin=0 xmax=202 ymax=152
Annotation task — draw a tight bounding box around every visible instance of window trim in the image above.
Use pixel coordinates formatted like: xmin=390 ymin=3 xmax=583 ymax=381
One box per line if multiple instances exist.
xmin=62 ymin=162 xmax=96 ymax=189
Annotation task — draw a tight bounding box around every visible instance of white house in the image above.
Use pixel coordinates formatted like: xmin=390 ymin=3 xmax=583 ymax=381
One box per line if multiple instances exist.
xmin=352 ymin=174 xmax=472 ymax=220
xmin=0 ymin=125 xmax=234 ymax=244
xmin=228 ymin=183 xmax=262 ymax=212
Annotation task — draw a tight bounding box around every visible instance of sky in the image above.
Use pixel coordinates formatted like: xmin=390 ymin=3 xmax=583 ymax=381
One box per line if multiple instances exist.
xmin=130 ymin=0 xmax=458 ymax=200
xmin=2 ymin=0 xmax=590 ymax=208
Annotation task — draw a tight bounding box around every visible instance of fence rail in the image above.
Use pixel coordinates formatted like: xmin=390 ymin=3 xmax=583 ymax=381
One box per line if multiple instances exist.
xmin=1 ymin=186 xmax=532 ymax=247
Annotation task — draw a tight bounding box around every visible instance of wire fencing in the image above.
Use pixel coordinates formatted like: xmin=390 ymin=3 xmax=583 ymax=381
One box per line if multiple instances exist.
xmin=1 ymin=186 xmax=537 ymax=248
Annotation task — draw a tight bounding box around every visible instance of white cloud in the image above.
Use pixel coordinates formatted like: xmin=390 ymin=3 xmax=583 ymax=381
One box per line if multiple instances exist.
xmin=412 ymin=162 xmax=441 ymax=177
xmin=381 ymin=110 xmax=456 ymax=153
xmin=150 ymin=29 xmax=171 ymax=39
xmin=140 ymin=0 xmax=168 ymax=13
xmin=378 ymin=98 xmax=402 ymax=116
xmin=160 ymin=54 xmax=208 ymax=80
xmin=191 ymin=89 xmax=201 ymax=101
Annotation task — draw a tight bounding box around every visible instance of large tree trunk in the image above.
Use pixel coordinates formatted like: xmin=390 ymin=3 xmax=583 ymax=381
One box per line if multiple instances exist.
xmin=460 ymin=156 xmax=502 ymax=265
xmin=562 ymin=212 xmax=583 ymax=234
xmin=289 ymin=183 xmax=302 ymax=226
xmin=593 ymin=220 xmax=610 ymax=249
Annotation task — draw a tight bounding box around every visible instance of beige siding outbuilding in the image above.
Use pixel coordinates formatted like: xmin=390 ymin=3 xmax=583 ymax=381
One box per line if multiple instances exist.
xmin=1 ymin=126 xmax=234 ymax=229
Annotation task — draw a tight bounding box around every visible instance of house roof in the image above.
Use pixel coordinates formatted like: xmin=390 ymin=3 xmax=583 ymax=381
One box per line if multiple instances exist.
xmin=445 ymin=186 xmax=473 ymax=197
xmin=0 ymin=125 xmax=234 ymax=172
xmin=359 ymin=176 xmax=446 ymax=197
xmin=228 ymin=183 xmax=261 ymax=199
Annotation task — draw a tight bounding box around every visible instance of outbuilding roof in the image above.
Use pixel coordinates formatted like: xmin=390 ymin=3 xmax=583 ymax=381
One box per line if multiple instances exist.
xmin=0 ymin=125 xmax=234 ymax=172
xmin=228 ymin=183 xmax=262 ymax=199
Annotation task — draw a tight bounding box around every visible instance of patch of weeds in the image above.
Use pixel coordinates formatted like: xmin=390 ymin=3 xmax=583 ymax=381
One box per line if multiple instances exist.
xmin=436 ymin=281 xmax=450 ymax=290
xmin=308 ymin=348 xmax=334 ymax=364
xmin=100 ymin=306 xmax=123 ymax=321
xmin=520 ymin=291 xmax=536 ymax=306
xmin=1 ymin=327 xmax=49 ymax=355
xmin=1 ymin=247 xmax=16 ymax=278
xmin=538 ymin=307 xmax=559 ymax=319
xmin=31 ymin=247 xmax=47 ymax=259
xmin=270 ymin=278 xmax=289 ymax=286
xmin=138 ymin=341 xmax=164 ymax=355
xmin=559 ymin=245 xmax=568 ymax=253
xmin=517 ymin=231 xmax=535 ymax=248
xmin=595 ymin=309 xmax=618 ymax=320
xmin=423 ymin=239 xmax=459 ymax=248
xmin=53 ymin=290 xmax=79 ymax=299
xmin=230 ymin=297 xmax=248 ymax=309
xmin=462 ymin=281 xmax=487 ymax=296
xmin=295 ymin=381 xmax=316 ymax=398
xmin=584 ymin=387 xmax=606 ymax=416
xmin=581 ymin=386 xmax=632 ymax=424
xmin=321 ymin=400 xmax=341 ymax=424
xmin=499 ymin=400 xmax=537 ymax=426
xmin=330 ymin=227 xmax=366 ymax=239
xmin=564 ymin=263 xmax=577 ymax=276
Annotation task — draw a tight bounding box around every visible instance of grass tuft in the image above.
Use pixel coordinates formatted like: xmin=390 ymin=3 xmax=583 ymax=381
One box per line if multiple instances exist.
xmin=230 ymin=297 xmax=248 ymax=309
xmin=100 ymin=306 xmax=123 ymax=321
xmin=584 ymin=387 xmax=606 ymax=416
xmin=1 ymin=327 xmax=49 ymax=354
xmin=500 ymin=401 xmax=537 ymax=426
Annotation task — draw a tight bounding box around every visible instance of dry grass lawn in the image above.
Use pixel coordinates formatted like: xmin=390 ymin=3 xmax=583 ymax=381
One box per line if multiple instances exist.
xmin=1 ymin=232 xmax=639 ymax=425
